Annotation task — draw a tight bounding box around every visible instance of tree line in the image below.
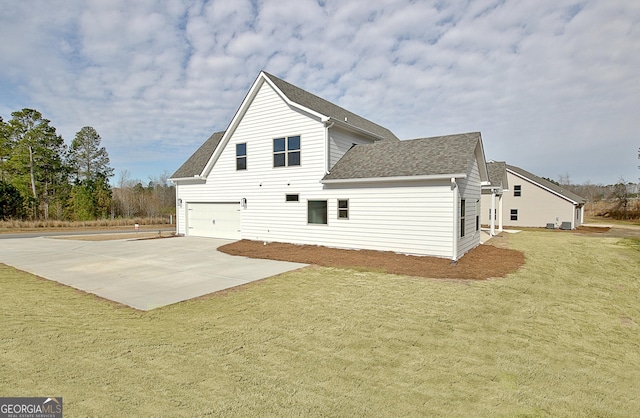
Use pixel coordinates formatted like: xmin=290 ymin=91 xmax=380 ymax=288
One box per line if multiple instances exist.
xmin=0 ymin=108 xmax=175 ymax=221
xmin=553 ymin=175 xmax=640 ymax=220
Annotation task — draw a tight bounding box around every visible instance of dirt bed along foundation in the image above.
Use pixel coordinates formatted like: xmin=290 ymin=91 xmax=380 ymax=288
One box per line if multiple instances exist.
xmin=219 ymin=239 xmax=525 ymax=280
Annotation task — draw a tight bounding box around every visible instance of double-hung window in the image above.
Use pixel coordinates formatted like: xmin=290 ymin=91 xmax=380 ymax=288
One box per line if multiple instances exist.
xmin=274 ymin=136 xmax=301 ymax=167
xmin=338 ymin=199 xmax=349 ymax=219
xmin=510 ymin=209 xmax=518 ymax=221
xmin=514 ymin=185 xmax=521 ymax=197
xmin=236 ymin=143 xmax=247 ymax=170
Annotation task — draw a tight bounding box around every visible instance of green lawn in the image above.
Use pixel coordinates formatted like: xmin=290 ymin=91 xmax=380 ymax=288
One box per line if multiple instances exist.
xmin=1 ymin=232 xmax=638 ymax=417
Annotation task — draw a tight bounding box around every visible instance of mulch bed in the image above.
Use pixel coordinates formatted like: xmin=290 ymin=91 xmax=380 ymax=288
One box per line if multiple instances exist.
xmin=219 ymin=239 xmax=525 ymax=280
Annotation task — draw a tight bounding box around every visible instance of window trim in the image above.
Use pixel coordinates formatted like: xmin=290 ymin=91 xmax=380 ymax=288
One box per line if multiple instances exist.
xmin=307 ymin=199 xmax=328 ymax=225
xmin=337 ymin=199 xmax=349 ymax=219
xmin=273 ymin=135 xmax=301 ymax=168
xmin=236 ymin=143 xmax=247 ymax=171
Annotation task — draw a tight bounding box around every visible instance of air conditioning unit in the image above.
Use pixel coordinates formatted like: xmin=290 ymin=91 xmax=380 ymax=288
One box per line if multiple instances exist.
xmin=546 ymin=223 xmax=555 ymax=229
xmin=560 ymin=222 xmax=572 ymax=230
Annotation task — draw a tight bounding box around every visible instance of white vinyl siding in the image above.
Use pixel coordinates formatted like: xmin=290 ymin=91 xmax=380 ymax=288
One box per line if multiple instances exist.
xmin=301 ymin=182 xmax=456 ymax=257
xmin=328 ymin=127 xmax=375 ymax=169
xmin=175 ymin=80 xmax=326 ymax=239
xmin=456 ymin=158 xmax=482 ymax=257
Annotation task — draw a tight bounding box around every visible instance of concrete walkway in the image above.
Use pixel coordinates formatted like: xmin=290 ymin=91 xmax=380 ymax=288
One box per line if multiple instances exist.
xmin=0 ymin=236 xmax=307 ymax=311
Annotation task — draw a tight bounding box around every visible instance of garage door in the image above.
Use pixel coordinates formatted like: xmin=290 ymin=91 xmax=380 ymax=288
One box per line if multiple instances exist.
xmin=187 ymin=202 xmax=241 ymax=239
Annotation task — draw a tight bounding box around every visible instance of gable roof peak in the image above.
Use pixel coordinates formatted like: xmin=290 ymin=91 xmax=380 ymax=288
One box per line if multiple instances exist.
xmin=261 ymin=71 xmax=399 ymax=141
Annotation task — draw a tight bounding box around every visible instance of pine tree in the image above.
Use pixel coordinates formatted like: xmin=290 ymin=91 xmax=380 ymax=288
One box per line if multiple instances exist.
xmin=5 ymin=109 xmax=67 ymax=219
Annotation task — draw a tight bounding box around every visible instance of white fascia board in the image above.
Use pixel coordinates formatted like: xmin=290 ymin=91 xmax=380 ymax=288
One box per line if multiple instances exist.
xmin=322 ymin=173 xmax=467 ymax=185
xmin=261 ymin=73 xmax=328 ymax=121
xmin=169 ymin=176 xmax=206 ymax=184
xmin=507 ymin=168 xmax=580 ymax=205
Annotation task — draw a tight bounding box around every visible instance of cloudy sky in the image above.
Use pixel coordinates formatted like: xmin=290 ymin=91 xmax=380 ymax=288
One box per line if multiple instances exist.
xmin=1 ymin=0 xmax=638 ymax=185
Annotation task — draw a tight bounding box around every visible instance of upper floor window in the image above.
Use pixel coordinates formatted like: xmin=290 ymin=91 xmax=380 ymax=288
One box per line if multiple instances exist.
xmin=274 ymin=136 xmax=301 ymax=167
xmin=236 ymin=143 xmax=247 ymax=170
xmin=514 ymin=185 xmax=521 ymax=197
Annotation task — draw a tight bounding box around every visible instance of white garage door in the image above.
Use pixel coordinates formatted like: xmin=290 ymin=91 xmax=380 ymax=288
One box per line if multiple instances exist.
xmin=187 ymin=202 xmax=241 ymax=239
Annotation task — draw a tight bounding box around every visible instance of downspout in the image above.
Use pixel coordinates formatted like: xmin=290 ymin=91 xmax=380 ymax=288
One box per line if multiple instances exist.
xmin=451 ymin=178 xmax=459 ymax=264
xmin=323 ymin=118 xmax=335 ymax=174
xmin=498 ymin=192 xmax=504 ymax=232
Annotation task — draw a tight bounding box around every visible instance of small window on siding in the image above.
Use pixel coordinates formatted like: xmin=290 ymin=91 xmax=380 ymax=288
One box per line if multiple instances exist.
xmin=308 ymin=200 xmax=327 ymax=224
xmin=510 ymin=209 xmax=518 ymax=221
xmin=514 ymin=185 xmax=521 ymax=197
xmin=460 ymin=199 xmax=466 ymax=237
xmin=286 ymin=194 xmax=299 ymax=202
xmin=338 ymin=199 xmax=349 ymax=219
xmin=236 ymin=143 xmax=247 ymax=170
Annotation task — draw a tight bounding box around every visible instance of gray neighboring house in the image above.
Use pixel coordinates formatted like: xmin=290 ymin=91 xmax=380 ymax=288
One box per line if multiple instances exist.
xmin=170 ymin=71 xmax=489 ymax=260
xmin=482 ymin=162 xmax=586 ymax=230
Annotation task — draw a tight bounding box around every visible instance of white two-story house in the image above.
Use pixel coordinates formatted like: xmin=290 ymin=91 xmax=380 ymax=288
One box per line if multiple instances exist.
xmin=170 ymin=71 xmax=489 ymax=261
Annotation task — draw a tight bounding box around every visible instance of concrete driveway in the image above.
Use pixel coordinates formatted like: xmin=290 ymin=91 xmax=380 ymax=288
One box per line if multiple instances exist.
xmin=0 ymin=236 xmax=307 ymax=311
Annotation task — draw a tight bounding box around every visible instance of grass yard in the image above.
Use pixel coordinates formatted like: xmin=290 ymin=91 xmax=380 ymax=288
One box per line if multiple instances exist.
xmin=0 ymin=231 xmax=638 ymax=416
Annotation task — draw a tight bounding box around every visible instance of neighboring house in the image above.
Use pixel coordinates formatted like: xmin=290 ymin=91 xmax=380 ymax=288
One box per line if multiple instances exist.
xmin=481 ymin=162 xmax=586 ymax=229
xmin=170 ymin=71 xmax=489 ymax=261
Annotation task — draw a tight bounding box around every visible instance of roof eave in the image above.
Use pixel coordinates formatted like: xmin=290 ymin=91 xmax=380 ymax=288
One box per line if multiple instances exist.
xmin=322 ymin=173 xmax=467 ymax=185
xmin=326 ymin=117 xmax=385 ymax=141
xmin=169 ymin=176 xmax=206 ymax=184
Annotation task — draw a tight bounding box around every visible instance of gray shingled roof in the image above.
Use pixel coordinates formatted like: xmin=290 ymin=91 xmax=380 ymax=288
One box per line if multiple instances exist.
xmin=507 ymin=164 xmax=587 ymax=204
xmin=487 ymin=161 xmax=507 ymax=189
xmin=323 ymin=132 xmax=481 ymax=181
xmin=263 ymin=72 xmax=399 ymax=141
xmin=171 ymin=131 xmax=225 ymax=178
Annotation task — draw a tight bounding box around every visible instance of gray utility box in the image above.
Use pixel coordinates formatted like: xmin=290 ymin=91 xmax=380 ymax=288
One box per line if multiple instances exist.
xmin=560 ymin=222 xmax=572 ymax=230
xmin=546 ymin=223 xmax=556 ymax=229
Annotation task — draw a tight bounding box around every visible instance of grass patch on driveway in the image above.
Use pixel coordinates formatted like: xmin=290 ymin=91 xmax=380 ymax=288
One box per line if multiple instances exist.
xmin=1 ymin=232 xmax=639 ymax=416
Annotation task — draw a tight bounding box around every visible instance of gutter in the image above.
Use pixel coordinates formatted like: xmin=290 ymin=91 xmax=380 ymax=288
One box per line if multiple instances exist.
xmin=168 ymin=175 xmax=206 ymax=184
xmin=327 ymin=117 xmax=385 ymax=141
xmin=322 ymin=173 xmax=467 ymax=185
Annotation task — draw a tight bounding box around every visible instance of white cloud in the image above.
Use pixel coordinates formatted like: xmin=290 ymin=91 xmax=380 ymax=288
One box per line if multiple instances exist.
xmin=0 ymin=0 xmax=638 ymax=184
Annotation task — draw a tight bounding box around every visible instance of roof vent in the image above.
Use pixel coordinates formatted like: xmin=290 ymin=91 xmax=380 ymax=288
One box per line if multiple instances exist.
xmin=344 ymin=116 xmax=348 ymax=122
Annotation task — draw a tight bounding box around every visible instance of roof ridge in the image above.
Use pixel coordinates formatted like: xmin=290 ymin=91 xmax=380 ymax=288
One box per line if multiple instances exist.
xmin=262 ymin=71 xmax=399 ymax=141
